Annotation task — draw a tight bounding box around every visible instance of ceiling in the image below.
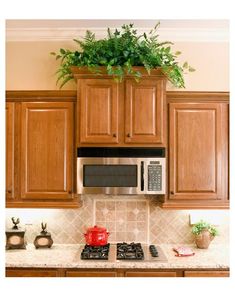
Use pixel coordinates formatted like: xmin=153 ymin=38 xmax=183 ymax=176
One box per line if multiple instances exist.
xmin=5 ymin=19 xmax=229 ymax=42
xmin=6 ymin=19 xmax=229 ymax=29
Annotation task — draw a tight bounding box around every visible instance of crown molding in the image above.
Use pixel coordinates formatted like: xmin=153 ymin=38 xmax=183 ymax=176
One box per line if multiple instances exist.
xmin=6 ymin=27 xmax=229 ymax=42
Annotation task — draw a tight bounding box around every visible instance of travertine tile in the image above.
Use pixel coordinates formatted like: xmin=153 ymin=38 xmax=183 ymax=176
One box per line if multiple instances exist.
xmin=126 ymin=231 xmax=136 ymax=242
xmin=115 ymin=201 xmax=126 ymax=211
xmin=116 ymin=232 xmax=126 ymax=241
xmin=5 ymin=195 xmax=229 ymax=246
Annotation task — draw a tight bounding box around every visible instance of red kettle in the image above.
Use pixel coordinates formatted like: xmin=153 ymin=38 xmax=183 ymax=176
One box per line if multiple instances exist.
xmin=84 ymin=225 xmax=109 ymax=246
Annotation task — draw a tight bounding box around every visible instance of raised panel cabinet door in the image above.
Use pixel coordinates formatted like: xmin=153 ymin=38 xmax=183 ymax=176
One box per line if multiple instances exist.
xmin=169 ymin=103 xmax=228 ymax=201
xmin=79 ymin=79 xmax=119 ymax=143
xmin=21 ymin=102 xmax=74 ymax=200
xmin=6 ymin=102 xmax=14 ymax=200
xmin=125 ymin=79 xmax=166 ymax=144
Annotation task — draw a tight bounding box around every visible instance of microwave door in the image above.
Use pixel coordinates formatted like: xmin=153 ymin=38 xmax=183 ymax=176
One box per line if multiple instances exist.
xmin=78 ymin=158 xmax=140 ymax=195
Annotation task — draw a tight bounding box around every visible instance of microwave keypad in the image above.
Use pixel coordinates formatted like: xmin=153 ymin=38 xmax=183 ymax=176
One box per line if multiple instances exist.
xmin=148 ymin=165 xmax=162 ymax=191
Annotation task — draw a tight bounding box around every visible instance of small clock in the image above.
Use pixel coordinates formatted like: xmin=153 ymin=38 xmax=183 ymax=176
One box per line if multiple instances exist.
xmin=34 ymin=222 xmax=53 ymax=249
xmin=5 ymin=217 xmax=26 ymax=250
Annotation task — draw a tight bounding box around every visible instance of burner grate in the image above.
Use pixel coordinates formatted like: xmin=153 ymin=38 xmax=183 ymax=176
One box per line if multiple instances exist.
xmin=116 ymin=242 xmax=144 ymax=260
xmin=81 ymin=244 xmax=110 ymax=260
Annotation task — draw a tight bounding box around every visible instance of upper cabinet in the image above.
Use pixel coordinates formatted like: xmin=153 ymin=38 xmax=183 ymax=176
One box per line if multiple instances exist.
xmin=79 ymin=79 xmax=119 ymax=144
xmin=20 ymin=102 xmax=74 ymax=201
xmin=125 ymin=79 xmax=165 ymax=144
xmin=6 ymin=102 xmax=15 ymax=201
xmin=74 ymin=69 xmax=166 ymax=146
xmin=6 ymin=92 xmax=80 ymax=208
xmin=164 ymin=99 xmax=229 ymax=209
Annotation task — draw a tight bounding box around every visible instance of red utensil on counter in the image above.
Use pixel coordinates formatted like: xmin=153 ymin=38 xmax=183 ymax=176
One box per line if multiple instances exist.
xmin=84 ymin=225 xmax=109 ymax=246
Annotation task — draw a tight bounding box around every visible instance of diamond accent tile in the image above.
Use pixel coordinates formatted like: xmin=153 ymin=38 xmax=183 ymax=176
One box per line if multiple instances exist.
xmin=95 ymin=199 xmax=148 ymax=243
xmin=133 ymin=208 xmax=139 ymax=215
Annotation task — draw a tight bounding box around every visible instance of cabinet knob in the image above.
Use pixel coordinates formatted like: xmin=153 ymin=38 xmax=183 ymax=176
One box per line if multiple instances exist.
xmin=113 ymin=133 xmax=116 ymax=138
xmin=127 ymin=133 xmax=131 ymax=138
xmin=68 ymin=190 xmax=72 ymax=194
xmin=7 ymin=190 xmax=12 ymax=194
xmin=170 ymin=191 xmax=174 ymax=195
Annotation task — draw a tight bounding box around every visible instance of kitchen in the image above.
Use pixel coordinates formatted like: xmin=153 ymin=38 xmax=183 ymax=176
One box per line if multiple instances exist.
xmin=5 ymin=19 xmax=230 ymax=282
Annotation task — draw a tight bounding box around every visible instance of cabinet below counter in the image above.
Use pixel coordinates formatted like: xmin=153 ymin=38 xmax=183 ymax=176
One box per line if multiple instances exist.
xmin=6 ymin=267 xmax=229 ymax=277
xmin=5 ymin=243 xmax=229 ymax=277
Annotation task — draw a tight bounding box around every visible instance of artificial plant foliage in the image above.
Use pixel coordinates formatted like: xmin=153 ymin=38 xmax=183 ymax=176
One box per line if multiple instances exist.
xmin=51 ymin=23 xmax=195 ymax=88
xmin=192 ymin=220 xmax=219 ymax=237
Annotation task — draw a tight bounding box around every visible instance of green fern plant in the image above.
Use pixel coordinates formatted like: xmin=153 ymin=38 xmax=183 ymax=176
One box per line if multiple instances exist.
xmin=51 ymin=23 xmax=195 ymax=88
xmin=192 ymin=220 xmax=219 ymax=237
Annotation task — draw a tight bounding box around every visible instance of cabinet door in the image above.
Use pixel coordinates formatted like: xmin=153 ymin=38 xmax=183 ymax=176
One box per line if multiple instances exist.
xmin=169 ymin=103 xmax=228 ymax=202
xmin=79 ymin=79 xmax=119 ymax=144
xmin=125 ymin=79 xmax=165 ymax=144
xmin=21 ymin=102 xmax=73 ymax=200
xmin=6 ymin=102 xmax=14 ymax=200
xmin=184 ymin=270 xmax=229 ymax=277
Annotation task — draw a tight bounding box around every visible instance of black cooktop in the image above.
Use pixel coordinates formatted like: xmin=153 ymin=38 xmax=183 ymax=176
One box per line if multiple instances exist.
xmin=116 ymin=242 xmax=144 ymax=260
xmin=80 ymin=244 xmax=110 ymax=260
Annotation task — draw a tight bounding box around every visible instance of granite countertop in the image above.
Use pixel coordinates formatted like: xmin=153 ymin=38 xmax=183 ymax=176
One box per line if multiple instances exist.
xmin=5 ymin=243 xmax=229 ymax=269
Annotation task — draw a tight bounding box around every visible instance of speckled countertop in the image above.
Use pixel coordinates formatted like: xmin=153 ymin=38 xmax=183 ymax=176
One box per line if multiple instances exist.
xmin=6 ymin=243 xmax=229 ymax=269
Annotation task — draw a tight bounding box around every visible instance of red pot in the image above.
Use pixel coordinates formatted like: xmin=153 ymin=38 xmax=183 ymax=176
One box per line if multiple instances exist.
xmin=84 ymin=225 xmax=109 ymax=246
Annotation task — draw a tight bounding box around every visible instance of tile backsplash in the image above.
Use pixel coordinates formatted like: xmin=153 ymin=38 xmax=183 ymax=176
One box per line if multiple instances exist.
xmin=5 ymin=195 xmax=229 ymax=245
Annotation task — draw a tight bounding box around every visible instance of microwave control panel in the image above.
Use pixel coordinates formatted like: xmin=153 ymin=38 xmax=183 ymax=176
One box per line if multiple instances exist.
xmin=147 ymin=161 xmax=162 ymax=192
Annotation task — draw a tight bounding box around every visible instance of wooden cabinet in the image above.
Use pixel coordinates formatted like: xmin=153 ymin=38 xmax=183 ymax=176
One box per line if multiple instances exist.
xmin=125 ymin=271 xmax=178 ymax=277
xmin=125 ymin=79 xmax=165 ymax=144
xmin=165 ymin=100 xmax=229 ymax=209
xmin=6 ymin=268 xmax=58 ymax=277
xmin=74 ymin=68 xmax=166 ymax=146
xmin=184 ymin=270 xmax=229 ymax=277
xmin=79 ymin=79 xmax=119 ymax=144
xmin=20 ymin=102 xmax=74 ymax=201
xmin=6 ymin=91 xmax=80 ymax=208
xmin=66 ymin=270 xmax=118 ymax=277
xmin=6 ymin=103 xmax=15 ymax=201
xmin=6 ymin=267 xmax=229 ymax=277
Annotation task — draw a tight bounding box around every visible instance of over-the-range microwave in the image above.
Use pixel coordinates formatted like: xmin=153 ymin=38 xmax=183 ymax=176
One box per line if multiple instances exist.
xmin=77 ymin=147 xmax=166 ymax=195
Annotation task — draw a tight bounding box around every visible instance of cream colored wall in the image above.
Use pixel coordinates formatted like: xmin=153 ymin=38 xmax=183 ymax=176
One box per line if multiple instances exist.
xmin=6 ymin=41 xmax=229 ymax=91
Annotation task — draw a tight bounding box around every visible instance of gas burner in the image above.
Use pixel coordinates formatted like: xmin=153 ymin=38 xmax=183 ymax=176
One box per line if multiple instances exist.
xmin=81 ymin=244 xmax=110 ymax=260
xmin=116 ymin=242 xmax=144 ymax=260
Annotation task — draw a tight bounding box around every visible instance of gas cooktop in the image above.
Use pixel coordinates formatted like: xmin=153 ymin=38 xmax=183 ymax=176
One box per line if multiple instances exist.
xmin=80 ymin=242 xmax=167 ymax=262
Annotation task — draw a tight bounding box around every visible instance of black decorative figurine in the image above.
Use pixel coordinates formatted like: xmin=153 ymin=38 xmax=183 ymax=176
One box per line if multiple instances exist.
xmin=34 ymin=222 xmax=53 ymax=249
xmin=5 ymin=217 xmax=27 ymax=250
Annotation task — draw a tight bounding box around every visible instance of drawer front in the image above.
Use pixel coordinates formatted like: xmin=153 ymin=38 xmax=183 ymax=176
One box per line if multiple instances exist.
xmin=6 ymin=268 xmax=58 ymax=277
xmin=184 ymin=270 xmax=229 ymax=277
xmin=125 ymin=271 xmax=177 ymax=277
xmin=66 ymin=270 xmax=117 ymax=277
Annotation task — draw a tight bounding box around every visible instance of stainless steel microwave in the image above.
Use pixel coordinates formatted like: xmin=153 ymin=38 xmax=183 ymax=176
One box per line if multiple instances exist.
xmin=77 ymin=148 xmax=166 ymax=195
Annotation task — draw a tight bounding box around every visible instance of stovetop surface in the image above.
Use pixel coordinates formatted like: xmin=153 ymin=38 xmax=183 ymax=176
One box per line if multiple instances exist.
xmin=116 ymin=242 xmax=144 ymax=260
xmin=79 ymin=243 xmax=168 ymax=262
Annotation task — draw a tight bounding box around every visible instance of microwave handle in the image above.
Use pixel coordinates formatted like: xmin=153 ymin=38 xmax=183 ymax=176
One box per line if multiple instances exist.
xmin=141 ymin=161 xmax=144 ymax=191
